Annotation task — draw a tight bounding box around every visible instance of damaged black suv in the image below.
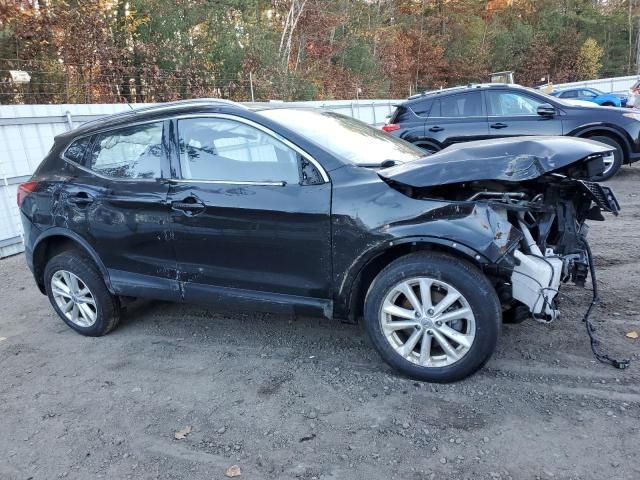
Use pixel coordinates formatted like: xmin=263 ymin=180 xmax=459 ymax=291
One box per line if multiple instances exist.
xmin=19 ymin=100 xmax=620 ymax=382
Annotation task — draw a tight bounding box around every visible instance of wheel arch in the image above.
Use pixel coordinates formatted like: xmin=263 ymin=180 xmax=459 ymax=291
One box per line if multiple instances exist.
xmin=336 ymin=238 xmax=487 ymax=322
xmin=570 ymin=126 xmax=631 ymax=163
xmin=412 ymin=138 xmax=443 ymax=153
xmin=32 ymin=229 xmax=112 ymax=294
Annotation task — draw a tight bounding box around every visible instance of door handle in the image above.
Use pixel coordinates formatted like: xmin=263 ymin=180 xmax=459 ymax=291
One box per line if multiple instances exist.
xmin=68 ymin=192 xmax=94 ymax=206
xmin=171 ymin=196 xmax=206 ymax=216
xmin=490 ymin=122 xmax=508 ymax=129
xmin=429 ymin=126 xmax=444 ymax=132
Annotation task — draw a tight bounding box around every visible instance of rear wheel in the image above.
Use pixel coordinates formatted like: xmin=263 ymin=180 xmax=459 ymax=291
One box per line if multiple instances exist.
xmin=363 ymin=252 xmax=501 ymax=383
xmin=44 ymin=251 xmax=120 ymax=336
xmin=588 ymin=135 xmax=623 ymax=180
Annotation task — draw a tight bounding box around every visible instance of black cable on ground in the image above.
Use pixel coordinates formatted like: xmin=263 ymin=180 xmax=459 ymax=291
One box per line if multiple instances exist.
xmin=582 ymin=239 xmax=630 ymax=370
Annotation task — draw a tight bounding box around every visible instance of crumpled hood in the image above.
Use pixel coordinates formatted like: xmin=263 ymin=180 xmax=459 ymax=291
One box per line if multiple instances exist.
xmin=378 ymin=136 xmax=614 ymax=188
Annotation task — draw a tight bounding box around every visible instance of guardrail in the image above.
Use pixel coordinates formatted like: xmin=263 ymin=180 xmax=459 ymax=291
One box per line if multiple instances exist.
xmin=0 ymin=99 xmax=399 ymax=257
xmin=553 ymin=75 xmax=640 ymax=94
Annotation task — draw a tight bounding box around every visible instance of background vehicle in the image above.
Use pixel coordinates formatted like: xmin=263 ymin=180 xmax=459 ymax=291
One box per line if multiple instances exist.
xmin=549 ymin=87 xmax=628 ymax=107
xmin=628 ymin=79 xmax=640 ymax=108
xmin=18 ymin=100 xmax=618 ymax=383
xmin=384 ymin=83 xmax=640 ymax=180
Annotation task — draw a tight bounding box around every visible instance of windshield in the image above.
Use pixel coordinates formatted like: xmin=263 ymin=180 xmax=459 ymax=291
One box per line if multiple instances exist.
xmin=258 ymin=108 xmax=425 ymax=166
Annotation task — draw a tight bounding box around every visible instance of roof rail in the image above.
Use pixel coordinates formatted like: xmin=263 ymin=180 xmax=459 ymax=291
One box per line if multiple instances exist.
xmin=80 ymin=98 xmax=244 ymax=128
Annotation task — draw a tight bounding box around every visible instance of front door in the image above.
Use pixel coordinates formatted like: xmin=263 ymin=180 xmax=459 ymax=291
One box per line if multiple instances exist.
xmin=167 ymin=115 xmax=332 ymax=313
xmin=485 ymin=90 xmax=563 ymax=138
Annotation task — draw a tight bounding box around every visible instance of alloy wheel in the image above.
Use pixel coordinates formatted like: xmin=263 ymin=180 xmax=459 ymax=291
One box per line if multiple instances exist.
xmin=50 ymin=270 xmax=97 ymax=327
xmin=380 ymin=277 xmax=476 ymax=367
xmin=601 ymin=152 xmax=616 ymax=176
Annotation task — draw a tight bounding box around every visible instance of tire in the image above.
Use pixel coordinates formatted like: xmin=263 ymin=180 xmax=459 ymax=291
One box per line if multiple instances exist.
xmin=363 ymin=252 xmax=501 ymax=383
xmin=44 ymin=250 xmax=121 ymax=336
xmin=601 ymin=102 xmax=615 ymax=107
xmin=588 ymin=135 xmax=623 ymax=181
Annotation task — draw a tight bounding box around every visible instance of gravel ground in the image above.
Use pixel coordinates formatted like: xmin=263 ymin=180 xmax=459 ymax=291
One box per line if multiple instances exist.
xmin=2 ymin=169 xmax=640 ymax=480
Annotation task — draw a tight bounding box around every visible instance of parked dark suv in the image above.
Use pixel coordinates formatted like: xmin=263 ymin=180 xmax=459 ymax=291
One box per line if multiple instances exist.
xmin=19 ymin=100 xmax=619 ymax=382
xmin=384 ymin=83 xmax=640 ymax=180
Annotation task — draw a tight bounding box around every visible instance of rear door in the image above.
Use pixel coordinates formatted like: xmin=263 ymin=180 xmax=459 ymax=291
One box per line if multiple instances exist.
xmin=167 ymin=114 xmax=332 ymax=312
xmin=59 ymin=121 xmax=178 ymax=299
xmin=485 ymin=89 xmax=563 ymax=138
xmin=423 ymin=91 xmax=489 ymax=148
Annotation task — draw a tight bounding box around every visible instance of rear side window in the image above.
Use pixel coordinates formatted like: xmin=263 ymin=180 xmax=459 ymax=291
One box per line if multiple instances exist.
xmin=88 ymin=122 xmax=164 ymax=179
xmin=437 ymin=92 xmax=483 ymax=117
xmin=410 ymin=99 xmax=433 ymax=117
xmin=560 ymin=90 xmax=577 ymax=98
xmin=64 ymin=137 xmax=91 ymax=163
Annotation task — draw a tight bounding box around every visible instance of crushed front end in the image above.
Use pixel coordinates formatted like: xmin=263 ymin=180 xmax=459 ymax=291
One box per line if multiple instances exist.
xmin=473 ymin=173 xmax=619 ymax=323
xmin=379 ymin=136 xmax=621 ymax=324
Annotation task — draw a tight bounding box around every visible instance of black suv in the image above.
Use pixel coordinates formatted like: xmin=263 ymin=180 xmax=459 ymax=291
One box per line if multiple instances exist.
xmin=18 ymin=100 xmax=619 ymax=382
xmin=384 ymin=83 xmax=640 ymax=180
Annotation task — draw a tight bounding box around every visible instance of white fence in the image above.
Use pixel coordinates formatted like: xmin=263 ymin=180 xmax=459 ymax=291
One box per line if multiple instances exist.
xmin=554 ymin=74 xmax=640 ymax=94
xmin=0 ymin=99 xmax=398 ymax=258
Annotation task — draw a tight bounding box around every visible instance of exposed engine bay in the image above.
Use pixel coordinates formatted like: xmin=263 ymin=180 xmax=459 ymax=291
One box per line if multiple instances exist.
xmin=379 ymin=136 xmax=622 ymax=332
xmin=441 ymin=173 xmax=620 ymax=324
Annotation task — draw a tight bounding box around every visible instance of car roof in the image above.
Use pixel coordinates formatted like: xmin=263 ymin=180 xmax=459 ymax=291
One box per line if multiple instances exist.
xmin=58 ymin=99 xmax=247 ymax=139
xmin=404 ymin=83 xmax=532 ymax=104
xmin=554 ymin=87 xmax=593 ymax=92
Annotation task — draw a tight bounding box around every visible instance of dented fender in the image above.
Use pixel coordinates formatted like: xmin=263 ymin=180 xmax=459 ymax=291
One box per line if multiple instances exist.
xmin=330 ymin=166 xmax=522 ymax=318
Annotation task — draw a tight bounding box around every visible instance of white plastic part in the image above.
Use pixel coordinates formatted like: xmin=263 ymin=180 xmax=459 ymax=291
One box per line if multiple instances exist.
xmin=511 ymin=249 xmax=563 ymax=321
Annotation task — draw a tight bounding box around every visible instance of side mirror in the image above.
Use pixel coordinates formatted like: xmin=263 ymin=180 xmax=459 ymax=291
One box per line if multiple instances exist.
xmin=537 ymin=103 xmax=556 ymax=117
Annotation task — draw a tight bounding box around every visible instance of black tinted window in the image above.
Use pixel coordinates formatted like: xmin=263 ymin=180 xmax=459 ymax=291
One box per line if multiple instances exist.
xmin=438 ymin=92 xmax=483 ymax=117
xmin=410 ymin=99 xmax=433 ymax=117
xmin=89 ymin=122 xmax=164 ymax=179
xmin=178 ymin=118 xmax=300 ymax=184
xmin=64 ymin=137 xmax=91 ymax=164
xmin=560 ymin=90 xmax=577 ymax=98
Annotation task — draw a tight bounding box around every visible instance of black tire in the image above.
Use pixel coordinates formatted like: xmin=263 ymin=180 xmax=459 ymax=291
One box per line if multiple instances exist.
xmin=44 ymin=250 xmax=121 ymax=336
xmin=363 ymin=252 xmax=501 ymax=383
xmin=588 ymin=135 xmax=623 ymax=181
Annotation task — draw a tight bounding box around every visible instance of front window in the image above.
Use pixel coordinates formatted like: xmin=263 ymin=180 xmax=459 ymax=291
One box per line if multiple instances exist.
xmin=486 ymin=91 xmax=545 ymax=116
xmin=177 ymin=117 xmax=302 ymax=184
xmin=258 ymin=109 xmax=424 ymax=166
xmin=581 ymin=89 xmax=600 ymax=97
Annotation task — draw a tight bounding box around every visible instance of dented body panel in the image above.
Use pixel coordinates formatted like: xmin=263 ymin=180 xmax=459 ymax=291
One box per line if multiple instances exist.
xmin=329 ymin=165 xmax=523 ymax=317
xmin=19 ymin=103 xmax=619 ymax=325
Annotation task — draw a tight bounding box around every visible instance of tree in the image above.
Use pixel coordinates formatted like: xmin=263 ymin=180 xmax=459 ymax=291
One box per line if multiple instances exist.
xmin=577 ymin=37 xmax=604 ymax=80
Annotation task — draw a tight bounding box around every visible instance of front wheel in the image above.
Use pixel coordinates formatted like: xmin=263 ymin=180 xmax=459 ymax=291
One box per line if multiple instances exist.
xmin=588 ymin=135 xmax=623 ymax=180
xmin=363 ymin=252 xmax=501 ymax=383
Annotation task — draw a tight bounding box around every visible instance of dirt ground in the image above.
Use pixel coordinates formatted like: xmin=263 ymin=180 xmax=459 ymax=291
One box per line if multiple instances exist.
xmin=2 ymin=170 xmax=640 ymax=480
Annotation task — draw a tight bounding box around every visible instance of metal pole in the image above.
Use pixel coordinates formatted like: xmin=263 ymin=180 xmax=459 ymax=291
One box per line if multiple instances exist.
xmin=249 ymin=72 xmax=255 ymax=102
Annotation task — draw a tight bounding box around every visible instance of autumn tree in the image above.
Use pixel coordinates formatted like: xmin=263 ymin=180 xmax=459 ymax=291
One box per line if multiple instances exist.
xmin=577 ymin=37 xmax=604 ymax=80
